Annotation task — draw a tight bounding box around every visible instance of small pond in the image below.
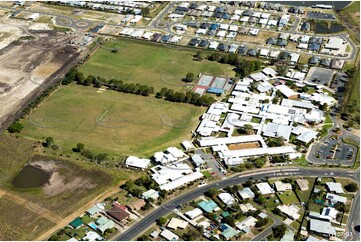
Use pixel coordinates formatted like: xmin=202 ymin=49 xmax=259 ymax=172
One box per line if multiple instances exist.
xmin=12 ymin=165 xmax=51 ymax=188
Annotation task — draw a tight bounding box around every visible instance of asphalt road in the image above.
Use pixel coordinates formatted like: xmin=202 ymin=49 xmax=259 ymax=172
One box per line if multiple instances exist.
xmin=115 ymin=167 xmax=357 ymax=241
xmin=345 ymin=171 xmax=360 ymax=241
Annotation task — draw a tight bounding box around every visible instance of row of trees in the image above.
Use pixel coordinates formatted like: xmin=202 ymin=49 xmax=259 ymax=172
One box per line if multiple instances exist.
xmin=208 ymin=52 xmax=262 ymax=77
xmin=156 ymin=88 xmax=216 ymax=107
xmin=74 ymin=73 xmax=155 ymax=97
xmin=69 ymin=69 xmax=216 ymax=107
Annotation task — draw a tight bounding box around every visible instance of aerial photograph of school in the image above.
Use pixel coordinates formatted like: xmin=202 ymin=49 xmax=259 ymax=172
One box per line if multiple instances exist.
xmin=0 ymin=0 xmax=359 ymax=241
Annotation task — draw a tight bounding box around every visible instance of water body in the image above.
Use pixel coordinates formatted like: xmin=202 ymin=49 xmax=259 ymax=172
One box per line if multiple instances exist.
xmin=12 ymin=165 xmax=51 ymax=188
xmin=315 ymin=22 xmax=345 ymax=33
xmin=269 ymin=1 xmax=351 ymax=10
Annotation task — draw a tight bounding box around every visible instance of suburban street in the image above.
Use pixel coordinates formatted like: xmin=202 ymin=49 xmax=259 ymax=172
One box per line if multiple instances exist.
xmin=115 ymin=167 xmax=359 ymax=241
xmin=0 ymin=1 xmax=357 ymax=61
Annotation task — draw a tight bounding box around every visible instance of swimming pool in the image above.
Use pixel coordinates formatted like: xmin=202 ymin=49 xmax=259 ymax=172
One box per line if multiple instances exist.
xmin=88 ymin=222 xmax=97 ymax=230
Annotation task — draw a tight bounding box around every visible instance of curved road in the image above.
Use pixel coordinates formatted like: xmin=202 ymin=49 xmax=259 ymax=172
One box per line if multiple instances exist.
xmin=115 ymin=167 xmax=358 ymax=241
xmin=307 ymin=114 xmax=360 ymax=165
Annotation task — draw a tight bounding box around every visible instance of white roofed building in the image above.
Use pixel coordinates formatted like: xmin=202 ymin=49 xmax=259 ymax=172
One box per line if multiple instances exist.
xmin=125 ymin=156 xmax=151 ymax=170
xmin=185 ymin=208 xmax=203 ymax=220
xmin=278 ymin=204 xmax=301 ymax=220
xmin=160 ymin=229 xmax=179 ymax=241
xmin=274 ymin=181 xmax=292 ymax=192
xmin=238 ymin=187 xmax=255 ymax=200
xmin=326 ymin=182 xmax=344 ymax=194
xmin=218 ymin=193 xmax=235 ymax=206
xmin=256 ymin=182 xmax=275 ymax=195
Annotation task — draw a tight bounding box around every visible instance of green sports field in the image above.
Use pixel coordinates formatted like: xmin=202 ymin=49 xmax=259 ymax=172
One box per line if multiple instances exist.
xmin=79 ymin=38 xmax=235 ymax=91
xmin=21 ymin=84 xmax=205 ymax=157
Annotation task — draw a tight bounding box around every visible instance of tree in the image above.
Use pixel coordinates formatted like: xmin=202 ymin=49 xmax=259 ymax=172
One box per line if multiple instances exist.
xmin=44 ymin=137 xmax=54 ymax=148
xmin=345 ymin=182 xmax=358 ymax=192
xmin=277 ymin=65 xmax=289 ymax=77
xmin=206 ymin=188 xmax=219 ymax=197
xmin=256 ymin=218 xmax=269 ymax=227
xmin=254 ymin=158 xmax=266 ymax=168
xmin=272 ymin=97 xmax=279 ymax=104
xmin=255 ymin=195 xmax=266 ymax=205
xmin=223 ymin=216 xmax=236 ymax=227
xmin=49 ymin=234 xmax=59 ymax=241
xmin=157 ymin=217 xmax=167 ymax=226
xmin=208 ymin=52 xmax=221 ymax=61
xmin=272 ymin=224 xmax=287 ymax=238
xmin=73 ymin=143 xmax=85 ymax=152
xmin=184 ymin=72 xmax=195 ymax=83
xmin=183 ymin=230 xmax=200 ymax=241
xmin=272 ymin=207 xmax=282 ymax=216
xmin=77 ymin=143 xmax=85 ymax=152
xmin=243 ymin=124 xmax=254 ymax=135
xmin=194 ymin=51 xmax=203 ymax=60
xmin=321 ymin=103 xmax=328 ymax=112
xmin=137 ymin=234 xmax=149 ymax=241
xmin=301 ymin=86 xmax=309 ymax=93
xmin=141 ymin=7 xmax=150 ymax=17
xmin=243 ymin=180 xmax=253 ymax=187
xmin=7 ymin=121 xmax=23 ymax=133
xmin=81 ymin=149 xmax=95 ymax=160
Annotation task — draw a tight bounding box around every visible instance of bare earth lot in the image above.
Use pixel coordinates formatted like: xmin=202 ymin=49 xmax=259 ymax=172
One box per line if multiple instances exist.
xmin=0 ymin=19 xmax=82 ymax=131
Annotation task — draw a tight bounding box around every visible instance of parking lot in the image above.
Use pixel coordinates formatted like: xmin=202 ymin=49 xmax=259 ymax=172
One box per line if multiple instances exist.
xmin=195 ymin=149 xmax=226 ymax=177
xmin=305 ymin=67 xmax=335 ymax=85
xmin=316 ymin=137 xmax=356 ymax=163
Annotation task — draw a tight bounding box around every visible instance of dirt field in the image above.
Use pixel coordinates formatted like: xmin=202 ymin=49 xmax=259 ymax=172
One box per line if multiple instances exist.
xmin=0 ymin=18 xmax=83 ymax=131
xmin=228 ymin=142 xmax=260 ymax=150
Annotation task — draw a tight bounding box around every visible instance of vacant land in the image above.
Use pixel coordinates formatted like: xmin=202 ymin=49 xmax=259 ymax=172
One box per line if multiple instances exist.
xmin=79 ymin=39 xmax=235 ymax=91
xmin=0 ymin=19 xmax=82 ymax=131
xmin=0 ymin=197 xmax=55 ymax=240
xmin=21 ymin=84 xmax=205 ymax=156
xmin=340 ymin=2 xmax=360 ymax=27
xmin=0 ymin=133 xmax=140 ymax=239
xmin=6 ymin=155 xmax=114 ymax=217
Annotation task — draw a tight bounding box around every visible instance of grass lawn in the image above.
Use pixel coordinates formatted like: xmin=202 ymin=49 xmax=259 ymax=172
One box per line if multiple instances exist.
xmin=324 ymin=113 xmax=333 ymax=124
xmin=308 ymin=202 xmax=324 ymax=213
xmin=277 ymin=191 xmax=300 ymax=205
xmin=295 ymin=178 xmax=316 ymax=203
xmin=111 ymin=190 xmax=139 ymax=205
xmin=293 ymin=155 xmax=308 ymax=166
xmin=320 ymin=124 xmax=333 ymax=139
xmin=201 ymin=170 xmax=212 ymax=179
xmin=264 ymin=195 xmax=280 ymax=209
xmin=251 ymin=117 xmax=262 ymax=124
xmin=80 ymin=214 xmax=97 ymax=224
xmin=79 ymin=38 xmax=235 ymax=92
xmin=21 ymin=83 xmax=205 ymax=157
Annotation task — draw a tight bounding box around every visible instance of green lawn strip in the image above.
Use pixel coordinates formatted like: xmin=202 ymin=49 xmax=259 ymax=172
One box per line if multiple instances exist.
xmin=201 ymin=170 xmax=212 ymax=179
